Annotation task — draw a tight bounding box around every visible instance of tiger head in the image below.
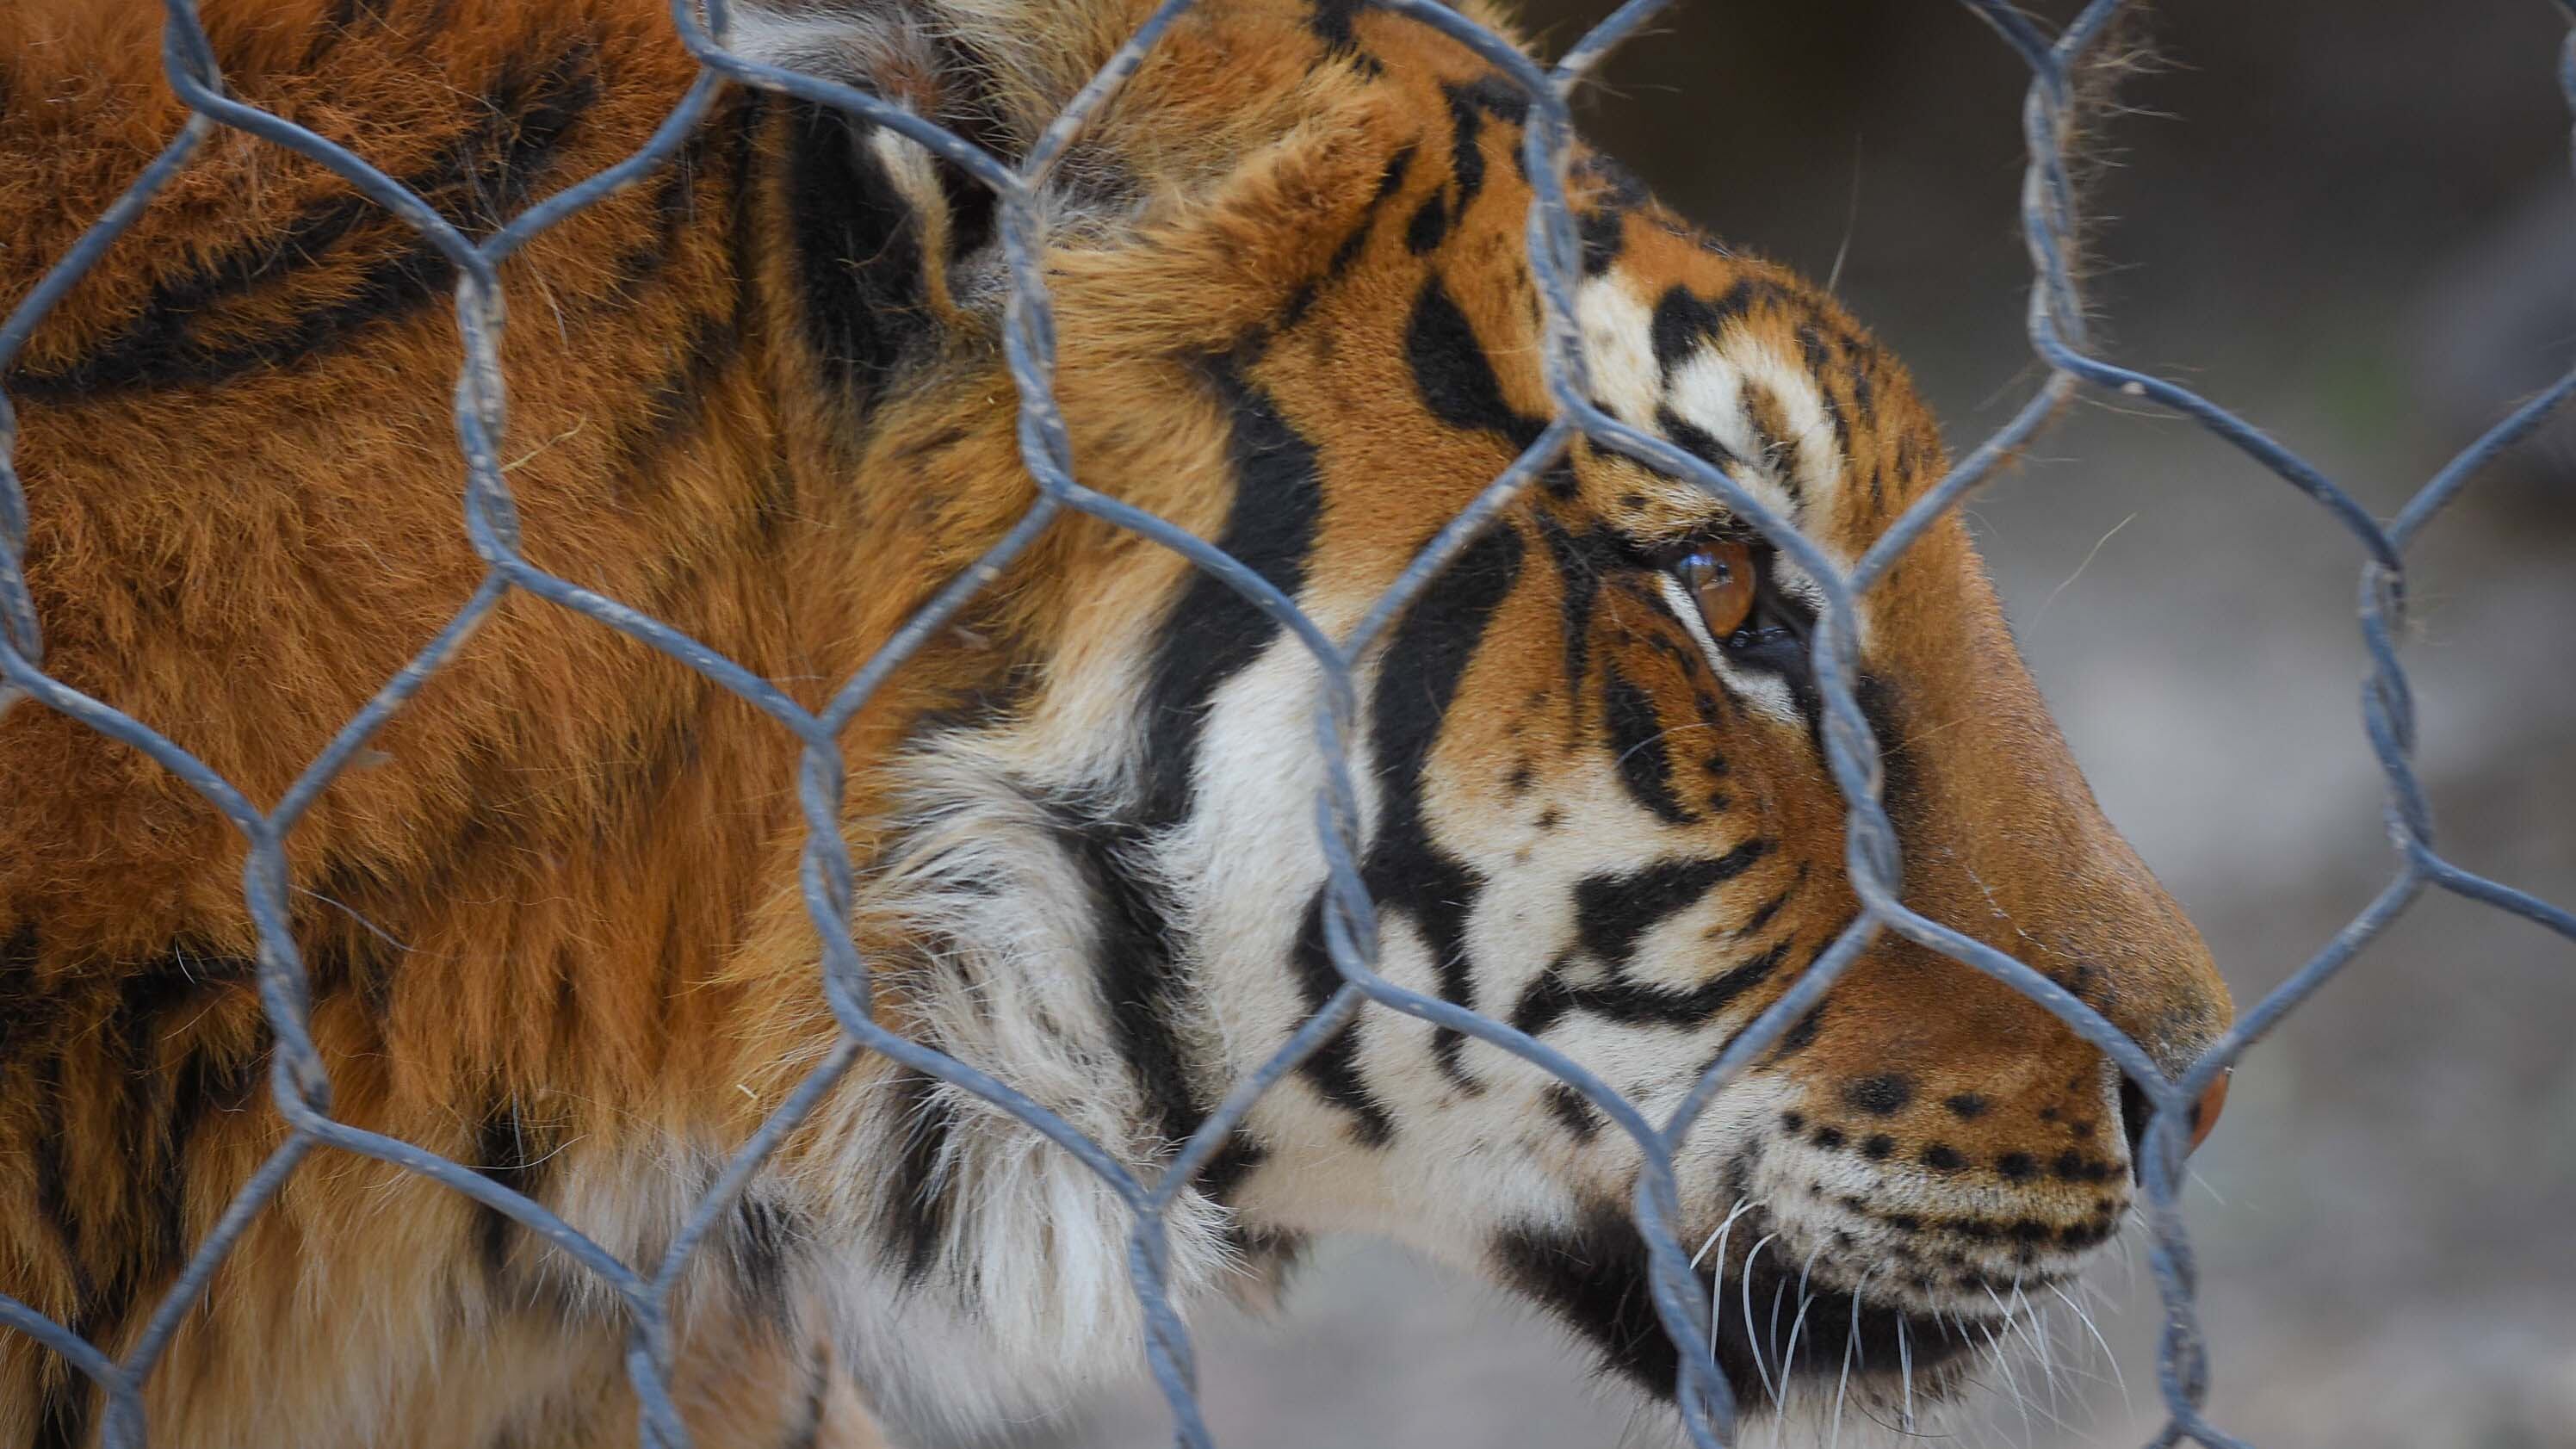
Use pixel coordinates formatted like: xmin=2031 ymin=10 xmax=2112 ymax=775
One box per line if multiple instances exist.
xmin=745 ymin=0 xmax=2236 ymax=1427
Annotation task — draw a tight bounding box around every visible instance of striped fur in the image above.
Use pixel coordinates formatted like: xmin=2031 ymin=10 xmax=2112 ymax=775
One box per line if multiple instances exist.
xmin=0 ymin=1 xmax=2230 ymax=1444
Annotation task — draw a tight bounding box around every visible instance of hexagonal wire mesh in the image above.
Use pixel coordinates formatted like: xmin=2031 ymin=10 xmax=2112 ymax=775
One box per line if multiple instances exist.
xmin=1 ymin=1 xmax=2571 ymax=1446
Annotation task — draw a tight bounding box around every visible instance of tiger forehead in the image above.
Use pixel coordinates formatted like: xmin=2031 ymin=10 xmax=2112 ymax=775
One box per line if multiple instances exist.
xmin=1335 ymin=66 xmax=1948 ymax=540
xmin=1550 ymin=248 xmax=1946 ymax=546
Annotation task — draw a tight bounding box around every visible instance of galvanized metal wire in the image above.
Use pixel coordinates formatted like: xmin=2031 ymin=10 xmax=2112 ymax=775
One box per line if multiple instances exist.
xmin=2 ymin=1 xmax=2572 ymax=1446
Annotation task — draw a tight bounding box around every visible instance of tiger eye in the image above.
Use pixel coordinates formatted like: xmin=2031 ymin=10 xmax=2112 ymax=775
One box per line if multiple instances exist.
xmin=1675 ymin=541 xmax=1758 ymax=640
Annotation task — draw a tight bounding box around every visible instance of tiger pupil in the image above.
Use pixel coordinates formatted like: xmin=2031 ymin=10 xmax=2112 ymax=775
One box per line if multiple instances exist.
xmin=1680 ymin=541 xmax=1759 ymax=640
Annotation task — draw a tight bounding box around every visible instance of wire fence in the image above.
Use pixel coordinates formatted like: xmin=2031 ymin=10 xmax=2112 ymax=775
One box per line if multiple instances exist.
xmin=1 ymin=1 xmax=2571 ymax=1446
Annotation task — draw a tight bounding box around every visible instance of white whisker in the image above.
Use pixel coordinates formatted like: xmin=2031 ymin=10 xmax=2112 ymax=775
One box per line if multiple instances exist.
xmin=1780 ymin=1242 xmax=1828 ymax=1387
xmin=2049 ymin=1280 xmax=2129 ymax=1411
xmin=1977 ymin=1316 xmax=2034 ymax=1449
xmin=1743 ymin=1233 xmax=1780 ymax=1409
xmin=1990 ymin=1280 xmax=2057 ymax=1407
xmin=1696 ymin=1196 xmax=1753 ymax=1270
xmin=1702 ymin=1198 xmax=1754 ymax=1357
xmin=1897 ymin=1310 xmax=1916 ymax=1433
xmin=1984 ymin=1308 xmax=2090 ymax=1444
xmin=1827 ymin=1264 xmax=1880 ymax=1449
xmin=1829 ymin=1304 xmax=1858 ymax=1449
xmin=1768 ymin=1278 xmax=1793 ymax=1404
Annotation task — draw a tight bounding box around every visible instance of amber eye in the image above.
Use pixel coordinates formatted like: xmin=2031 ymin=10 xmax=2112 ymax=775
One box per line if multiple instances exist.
xmin=1671 ymin=540 xmax=1759 ymax=641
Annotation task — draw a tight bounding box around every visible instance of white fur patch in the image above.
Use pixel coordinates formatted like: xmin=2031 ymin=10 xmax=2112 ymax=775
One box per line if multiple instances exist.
xmin=709 ymin=628 xmax=1242 ymax=1436
xmin=1576 ymin=272 xmax=1663 ymax=426
xmin=1663 ymin=348 xmax=1799 ymax=523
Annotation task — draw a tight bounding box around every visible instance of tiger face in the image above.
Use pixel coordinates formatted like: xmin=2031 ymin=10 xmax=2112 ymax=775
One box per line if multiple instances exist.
xmin=822 ymin=0 xmax=2234 ymax=1422
xmin=0 ymin=0 xmax=2231 ymax=1441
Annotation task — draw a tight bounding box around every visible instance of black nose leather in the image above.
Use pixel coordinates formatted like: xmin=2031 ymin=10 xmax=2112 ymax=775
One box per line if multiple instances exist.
xmin=2119 ymin=1076 xmax=2152 ymax=1178
xmin=2119 ymin=1069 xmax=2230 ymax=1179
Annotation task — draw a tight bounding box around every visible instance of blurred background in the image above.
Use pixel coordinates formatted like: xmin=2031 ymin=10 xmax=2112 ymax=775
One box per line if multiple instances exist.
xmin=1013 ymin=3 xmax=2576 ymax=1446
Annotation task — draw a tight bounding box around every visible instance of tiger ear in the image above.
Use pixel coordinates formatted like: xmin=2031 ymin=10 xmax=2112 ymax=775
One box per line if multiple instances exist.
xmin=724 ymin=3 xmax=998 ymax=350
xmin=724 ymin=0 xmax=1154 ymax=360
xmin=721 ymin=0 xmax=1150 ymax=150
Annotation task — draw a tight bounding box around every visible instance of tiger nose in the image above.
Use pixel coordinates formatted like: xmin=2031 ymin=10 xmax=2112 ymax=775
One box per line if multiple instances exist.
xmin=2118 ymin=1067 xmax=2232 ymax=1166
xmin=2189 ymin=1068 xmax=2229 ymax=1153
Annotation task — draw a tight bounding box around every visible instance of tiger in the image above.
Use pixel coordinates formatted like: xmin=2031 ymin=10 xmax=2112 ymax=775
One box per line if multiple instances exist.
xmin=0 ymin=0 xmax=2234 ymax=1444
